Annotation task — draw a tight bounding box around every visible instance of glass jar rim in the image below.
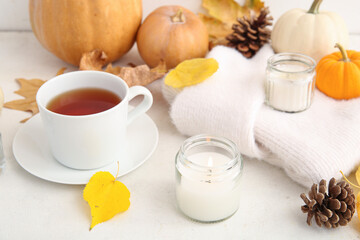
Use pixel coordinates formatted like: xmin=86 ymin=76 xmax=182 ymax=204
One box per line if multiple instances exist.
xmin=267 ymin=52 xmax=316 ymax=74
xmin=177 ymin=134 xmax=242 ymax=174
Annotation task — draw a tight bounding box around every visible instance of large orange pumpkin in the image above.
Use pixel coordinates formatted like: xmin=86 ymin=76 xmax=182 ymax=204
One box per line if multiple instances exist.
xmin=316 ymin=43 xmax=360 ymax=100
xmin=29 ymin=0 xmax=142 ymax=66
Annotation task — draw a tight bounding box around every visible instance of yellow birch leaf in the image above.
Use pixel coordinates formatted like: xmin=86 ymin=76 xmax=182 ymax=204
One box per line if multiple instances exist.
xmin=165 ymin=58 xmax=219 ymax=89
xmin=83 ymin=171 xmax=130 ymax=230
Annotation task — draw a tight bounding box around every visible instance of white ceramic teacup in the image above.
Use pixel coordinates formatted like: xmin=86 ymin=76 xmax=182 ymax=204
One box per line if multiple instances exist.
xmin=36 ymin=70 xmax=153 ymax=170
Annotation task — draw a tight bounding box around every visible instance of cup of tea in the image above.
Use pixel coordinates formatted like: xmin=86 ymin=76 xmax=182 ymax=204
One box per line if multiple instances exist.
xmin=36 ymin=70 xmax=153 ymax=170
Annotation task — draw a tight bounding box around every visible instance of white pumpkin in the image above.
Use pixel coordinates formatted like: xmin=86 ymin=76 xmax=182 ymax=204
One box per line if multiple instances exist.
xmin=271 ymin=0 xmax=349 ymax=62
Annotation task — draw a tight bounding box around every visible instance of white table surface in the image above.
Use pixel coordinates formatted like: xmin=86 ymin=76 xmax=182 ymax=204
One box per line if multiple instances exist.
xmin=1 ymin=31 xmax=360 ymax=240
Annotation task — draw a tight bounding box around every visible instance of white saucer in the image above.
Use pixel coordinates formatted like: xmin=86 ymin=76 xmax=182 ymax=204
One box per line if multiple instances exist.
xmin=13 ymin=113 xmax=159 ymax=185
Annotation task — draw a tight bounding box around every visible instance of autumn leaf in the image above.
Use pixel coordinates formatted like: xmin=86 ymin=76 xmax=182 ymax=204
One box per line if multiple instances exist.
xmin=200 ymin=0 xmax=265 ymax=47
xmin=105 ymin=63 xmax=165 ymax=87
xmin=355 ymin=167 xmax=360 ymax=186
xmin=341 ymin=170 xmax=360 ymax=224
xmin=203 ymin=0 xmax=245 ymax=23
xmin=83 ymin=170 xmax=130 ymax=230
xmin=355 ymin=168 xmax=360 ymax=223
xmin=198 ymin=13 xmax=231 ymax=47
xmin=80 ymin=50 xmax=165 ymax=87
xmin=4 ymin=68 xmax=66 ymax=123
xmin=165 ymin=58 xmax=218 ymax=89
xmin=202 ymin=0 xmax=265 ymax=23
xmin=79 ymin=49 xmax=107 ymax=71
xmin=150 ymin=60 xmax=167 ymax=74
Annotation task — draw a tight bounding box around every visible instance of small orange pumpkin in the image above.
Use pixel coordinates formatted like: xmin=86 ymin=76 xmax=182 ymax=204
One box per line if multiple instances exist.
xmin=316 ymin=43 xmax=360 ymax=100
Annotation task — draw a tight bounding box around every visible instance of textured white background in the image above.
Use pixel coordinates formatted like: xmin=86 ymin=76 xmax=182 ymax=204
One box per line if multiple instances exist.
xmin=1 ymin=1 xmax=360 ymax=240
xmin=0 ymin=0 xmax=360 ymax=33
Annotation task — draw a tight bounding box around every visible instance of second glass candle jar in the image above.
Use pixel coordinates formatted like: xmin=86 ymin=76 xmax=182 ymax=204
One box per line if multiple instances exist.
xmin=265 ymin=53 xmax=316 ymax=113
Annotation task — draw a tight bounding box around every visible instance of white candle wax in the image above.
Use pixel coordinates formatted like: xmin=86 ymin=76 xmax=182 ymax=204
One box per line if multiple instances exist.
xmin=266 ymin=57 xmax=315 ymax=112
xmin=176 ymin=152 xmax=241 ymax=222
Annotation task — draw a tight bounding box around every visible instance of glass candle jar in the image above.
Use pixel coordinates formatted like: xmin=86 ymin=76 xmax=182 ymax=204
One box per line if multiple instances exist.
xmin=265 ymin=53 xmax=316 ymax=113
xmin=175 ymin=134 xmax=243 ymax=223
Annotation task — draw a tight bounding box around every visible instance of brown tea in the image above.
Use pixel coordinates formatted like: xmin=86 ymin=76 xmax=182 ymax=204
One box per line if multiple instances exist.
xmin=47 ymin=88 xmax=121 ymax=116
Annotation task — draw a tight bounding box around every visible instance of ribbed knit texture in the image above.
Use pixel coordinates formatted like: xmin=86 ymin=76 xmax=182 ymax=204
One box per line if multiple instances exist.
xmin=170 ymin=45 xmax=360 ymax=187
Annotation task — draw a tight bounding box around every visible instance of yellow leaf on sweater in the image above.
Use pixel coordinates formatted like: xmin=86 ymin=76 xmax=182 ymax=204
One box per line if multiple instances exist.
xmin=83 ymin=171 xmax=130 ymax=230
xmin=164 ymin=58 xmax=219 ymax=89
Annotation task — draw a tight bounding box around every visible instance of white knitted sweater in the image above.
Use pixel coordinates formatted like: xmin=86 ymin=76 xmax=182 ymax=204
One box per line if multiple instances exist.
xmin=169 ymin=45 xmax=360 ymax=187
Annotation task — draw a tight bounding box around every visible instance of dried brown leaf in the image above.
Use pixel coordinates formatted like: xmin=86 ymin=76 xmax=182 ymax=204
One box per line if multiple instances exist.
xmin=151 ymin=60 xmax=167 ymax=74
xmin=79 ymin=50 xmax=166 ymax=87
xmin=56 ymin=67 xmax=67 ymax=76
xmin=79 ymin=49 xmax=108 ymax=71
xmin=127 ymin=62 xmax=137 ymax=68
xmin=114 ymin=64 xmax=165 ymax=87
xmin=4 ymin=69 xmax=66 ymax=123
xmin=104 ymin=63 xmax=122 ymax=75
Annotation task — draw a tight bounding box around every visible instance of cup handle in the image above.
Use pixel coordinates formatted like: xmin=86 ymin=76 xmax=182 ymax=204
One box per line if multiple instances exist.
xmin=127 ymin=86 xmax=153 ymax=125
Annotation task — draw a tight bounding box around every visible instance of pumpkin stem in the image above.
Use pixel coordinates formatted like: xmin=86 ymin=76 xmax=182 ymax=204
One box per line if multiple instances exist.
xmin=308 ymin=0 xmax=323 ymax=14
xmin=335 ymin=43 xmax=350 ymax=62
xmin=171 ymin=8 xmax=185 ymax=23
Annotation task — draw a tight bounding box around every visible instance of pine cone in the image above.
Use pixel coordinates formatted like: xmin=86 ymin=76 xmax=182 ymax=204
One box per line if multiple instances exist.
xmin=300 ymin=178 xmax=355 ymax=228
xmin=226 ymin=7 xmax=273 ymax=58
